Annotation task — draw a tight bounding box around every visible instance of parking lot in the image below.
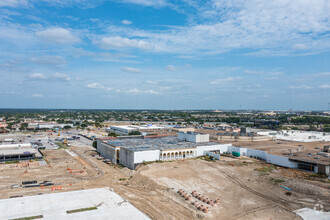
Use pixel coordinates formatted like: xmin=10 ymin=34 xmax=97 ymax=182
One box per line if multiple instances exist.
xmin=4 ymin=130 xmax=94 ymax=150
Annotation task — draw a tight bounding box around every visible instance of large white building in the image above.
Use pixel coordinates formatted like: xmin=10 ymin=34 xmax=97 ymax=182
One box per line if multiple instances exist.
xmin=178 ymin=131 xmax=209 ymax=142
xmin=0 ymin=143 xmax=42 ymax=162
xmin=97 ymin=133 xmax=230 ymax=169
xmin=0 ymin=188 xmax=149 ymax=220
xmin=258 ymin=130 xmax=330 ymax=142
xmin=28 ymin=123 xmax=73 ymax=130
xmin=106 ymin=125 xmax=167 ymax=135
xmin=97 ymin=133 xmax=330 ymax=175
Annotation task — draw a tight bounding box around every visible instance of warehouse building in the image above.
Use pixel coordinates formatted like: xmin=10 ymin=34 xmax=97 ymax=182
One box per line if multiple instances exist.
xmin=177 ymin=131 xmax=209 ymax=142
xmin=106 ymin=125 xmax=137 ymax=135
xmin=0 ymin=143 xmax=42 ymax=162
xmin=208 ymin=144 xmax=330 ymax=175
xmin=97 ymin=132 xmax=231 ymax=169
xmin=0 ymin=188 xmax=149 ymax=220
xmin=258 ymin=130 xmax=330 ymax=142
xmin=27 ymin=123 xmax=73 ymax=130
xmin=98 ymin=132 xmax=330 ymax=174
xmin=106 ymin=125 xmax=167 ymax=135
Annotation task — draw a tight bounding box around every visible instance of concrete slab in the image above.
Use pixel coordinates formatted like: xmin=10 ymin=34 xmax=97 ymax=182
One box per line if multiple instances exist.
xmin=294 ymin=208 xmax=330 ymax=220
xmin=258 ymin=130 xmax=330 ymax=142
xmin=0 ymin=187 xmax=150 ymax=220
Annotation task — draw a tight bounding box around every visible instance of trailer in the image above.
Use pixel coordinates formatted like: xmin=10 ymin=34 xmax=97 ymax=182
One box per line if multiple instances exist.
xmin=4 ymin=139 xmax=14 ymax=142
xmin=22 ymin=180 xmax=37 ymax=185
xmin=22 ymin=184 xmax=40 ymax=188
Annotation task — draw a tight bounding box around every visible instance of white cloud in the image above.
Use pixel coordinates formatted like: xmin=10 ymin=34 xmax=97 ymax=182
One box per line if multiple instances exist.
xmin=86 ymin=83 xmax=112 ymax=91
xmin=0 ymin=0 xmax=115 ymax=9
xmin=0 ymin=0 xmax=28 ymax=7
xmin=1 ymin=0 xmax=169 ymax=9
xmin=53 ymin=72 xmax=71 ymax=81
xmin=0 ymin=23 xmax=35 ymax=46
xmin=36 ymin=28 xmax=80 ymax=44
xmin=244 ymin=70 xmax=264 ymax=74
xmin=166 ymin=65 xmax=176 ymax=71
xmin=264 ymin=77 xmax=279 ymax=80
xmin=119 ymin=88 xmax=160 ymax=95
xmin=29 ymin=73 xmax=46 ymax=80
xmin=0 ymin=91 xmax=21 ymax=95
xmin=86 ymin=83 xmax=103 ymax=89
xmin=121 ymin=67 xmax=142 ymax=73
xmin=313 ymin=72 xmax=330 ymax=77
xmin=98 ymin=36 xmax=150 ymax=50
xmin=32 ymin=94 xmax=44 ymax=98
xmin=28 ymin=72 xmax=73 ymax=82
xmin=293 ymin=43 xmax=307 ymax=50
xmin=289 ymin=85 xmax=313 ymax=89
xmin=122 ymin=20 xmax=132 ymax=25
xmin=159 ymin=86 xmax=171 ymax=90
xmin=210 ymin=77 xmax=242 ymax=85
xmin=98 ymin=0 xmax=330 ymax=55
xmin=30 ymin=55 xmax=66 ymax=67
xmin=146 ymin=80 xmax=157 ymax=84
xmin=3 ymin=1 xmax=330 ymax=56
xmin=319 ymin=84 xmax=330 ymax=89
xmin=120 ymin=0 xmax=168 ymax=7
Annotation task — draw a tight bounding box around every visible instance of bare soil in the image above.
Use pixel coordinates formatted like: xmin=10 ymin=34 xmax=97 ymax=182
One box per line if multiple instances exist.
xmin=0 ymin=145 xmax=329 ymax=220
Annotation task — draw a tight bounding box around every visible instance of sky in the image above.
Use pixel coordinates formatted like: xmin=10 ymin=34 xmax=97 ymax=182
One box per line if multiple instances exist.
xmin=0 ymin=0 xmax=329 ymax=110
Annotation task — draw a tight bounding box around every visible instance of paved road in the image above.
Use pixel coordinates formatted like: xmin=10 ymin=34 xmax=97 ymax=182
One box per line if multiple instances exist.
xmin=25 ymin=136 xmax=57 ymax=150
xmin=77 ymin=136 xmax=93 ymax=146
xmin=19 ymin=129 xmax=94 ymax=149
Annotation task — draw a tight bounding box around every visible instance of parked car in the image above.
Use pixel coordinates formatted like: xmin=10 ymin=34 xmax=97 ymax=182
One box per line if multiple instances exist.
xmin=11 ymin=184 xmax=19 ymax=189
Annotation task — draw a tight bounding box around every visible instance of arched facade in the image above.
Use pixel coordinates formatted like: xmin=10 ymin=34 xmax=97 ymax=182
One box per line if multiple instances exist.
xmin=160 ymin=149 xmax=197 ymax=161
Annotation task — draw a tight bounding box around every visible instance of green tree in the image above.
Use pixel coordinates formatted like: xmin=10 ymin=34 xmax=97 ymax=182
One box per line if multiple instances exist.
xmin=19 ymin=123 xmax=28 ymax=130
xmin=129 ymin=131 xmax=141 ymax=135
xmin=108 ymin=132 xmax=119 ymax=137
xmin=323 ymin=127 xmax=330 ymax=132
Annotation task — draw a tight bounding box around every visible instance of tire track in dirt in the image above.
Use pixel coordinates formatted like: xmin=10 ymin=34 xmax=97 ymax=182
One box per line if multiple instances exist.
xmin=208 ymin=163 xmax=303 ymax=215
xmin=113 ymin=169 xmax=198 ymax=220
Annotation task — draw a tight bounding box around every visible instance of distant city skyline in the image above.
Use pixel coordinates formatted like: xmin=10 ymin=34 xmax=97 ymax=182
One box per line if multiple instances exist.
xmin=0 ymin=0 xmax=329 ymax=110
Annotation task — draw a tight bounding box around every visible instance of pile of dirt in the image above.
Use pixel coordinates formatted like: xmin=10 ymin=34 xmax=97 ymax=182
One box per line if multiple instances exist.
xmin=284 ymin=178 xmax=330 ymax=200
xmin=120 ymin=167 xmax=136 ymax=177
xmin=113 ymin=169 xmax=197 ymax=219
xmin=128 ymin=169 xmax=168 ymax=192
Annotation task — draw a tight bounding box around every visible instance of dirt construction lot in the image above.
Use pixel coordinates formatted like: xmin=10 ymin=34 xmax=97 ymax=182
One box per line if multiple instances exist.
xmin=140 ymin=158 xmax=329 ymax=219
xmin=0 ymin=145 xmax=329 ymax=219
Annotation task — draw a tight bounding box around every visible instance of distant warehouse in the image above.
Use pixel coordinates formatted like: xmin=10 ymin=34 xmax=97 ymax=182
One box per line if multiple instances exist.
xmin=0 ymin=143 xmax=42 ymax=162
xmin=97 ymin=132 xmax=329 ymax=175
xmin=106 ymin=125 xmax=167 ymax=135
xmin=97 ymin=132 xmax=230 ymax=169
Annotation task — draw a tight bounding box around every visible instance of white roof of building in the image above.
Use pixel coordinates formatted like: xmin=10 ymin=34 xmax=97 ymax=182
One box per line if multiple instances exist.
xmin=136 ymin=125 xmax=165 ymax=130
xmin=0 ymin=143 xmax=32 ymax=149
xmin=110 ymin=125 xmax=166 ymax=131
xmin=109 ymin=126 xmax=137 ymax=131
xmin=258 ymin=130 xmax=330 ymax=142
xmin=0 ymin=187 xmax=150 ymax=220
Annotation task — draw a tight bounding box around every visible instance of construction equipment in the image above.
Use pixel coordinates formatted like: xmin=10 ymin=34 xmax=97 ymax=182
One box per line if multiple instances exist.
xmin=51 ymin=186 xmax=62 ymax=191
